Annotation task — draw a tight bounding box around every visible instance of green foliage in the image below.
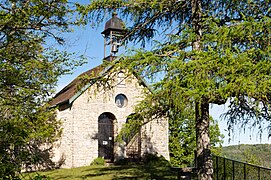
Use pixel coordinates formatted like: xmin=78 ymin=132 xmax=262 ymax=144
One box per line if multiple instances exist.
xmin=116 ymin=108 xmax=223 ymax=167
xmin=242 ymin=148 xmax=261 ymax=165
xmin=222 ymin=144 xmax=271 ymax=167
xmin=33 ymin=174 xmax=51 ymax=180
xmin=142 ymin=153 xmax=175 ymax=179
xmin=90 ymin=157 xmax=106 ymax=166
xmin=79 ymin=0 xmax=270 ymax=179
xmin=0 ymin=0 xmax=84 ymax=178
xmin=143 ymin=153 xmax=171 ymax=167
xmin=116 ymin=113 xmax=143 ymax=143
xmin=79 ymin=0 xmax=271 ymax=133
xmin=169 ymin=112 xmax=224 ymax=167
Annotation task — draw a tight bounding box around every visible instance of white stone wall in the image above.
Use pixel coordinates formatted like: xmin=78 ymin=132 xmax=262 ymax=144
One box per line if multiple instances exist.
xmin=52 ymin=71 xmax=169 ymax=168
xmin=51 ymin=108 xmax=74 ymax=168
xmin=140 ymin=118 xmax=169 ymax=160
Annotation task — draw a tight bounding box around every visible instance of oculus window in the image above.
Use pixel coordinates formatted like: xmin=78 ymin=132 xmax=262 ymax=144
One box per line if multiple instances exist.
xmin=115 ymin=94 xmax=128 ymax=108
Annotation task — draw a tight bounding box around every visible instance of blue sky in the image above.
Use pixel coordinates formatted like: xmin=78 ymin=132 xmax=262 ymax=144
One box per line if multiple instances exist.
xmin=56 ymin=14 xmax=271 ymax=147
xmin=210 ymin=103 xmax=270 ymax=146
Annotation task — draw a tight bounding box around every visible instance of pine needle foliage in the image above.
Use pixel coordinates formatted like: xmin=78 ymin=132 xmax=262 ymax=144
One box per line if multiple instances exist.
xmin=77 ymin=0 xmax=270 ymax=179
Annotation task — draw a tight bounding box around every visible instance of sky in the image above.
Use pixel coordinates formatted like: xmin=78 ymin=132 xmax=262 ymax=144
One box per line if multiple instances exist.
xmin=56 ymin=13 xmax=271 ymax=147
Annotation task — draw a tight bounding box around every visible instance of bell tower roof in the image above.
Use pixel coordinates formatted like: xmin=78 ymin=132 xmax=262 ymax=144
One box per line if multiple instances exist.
xmin=101 ymin=12 xmax=124 ymax=35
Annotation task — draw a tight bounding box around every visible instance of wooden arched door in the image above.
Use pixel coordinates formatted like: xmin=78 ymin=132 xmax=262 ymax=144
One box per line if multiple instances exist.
xmin=98 ymin=112 xmax=115 ymax=161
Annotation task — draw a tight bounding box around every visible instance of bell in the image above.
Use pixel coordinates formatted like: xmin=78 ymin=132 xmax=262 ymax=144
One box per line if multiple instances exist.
xmin=102 ymin=12 xmax=124 ymax=59
xmin=111 ymin=43 xmax=118 ymax=53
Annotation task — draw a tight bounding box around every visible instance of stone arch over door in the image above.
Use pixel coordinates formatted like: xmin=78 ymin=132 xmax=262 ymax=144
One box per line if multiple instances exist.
xmin=98 ymin=112 xmax=116 ymax=161
xmin=125 ymin=113 xmax=143 ymax=159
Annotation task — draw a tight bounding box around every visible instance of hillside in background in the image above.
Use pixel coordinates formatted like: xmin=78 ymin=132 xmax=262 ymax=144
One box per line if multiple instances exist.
xmin=222 ymin=144 xmax=271 ymax=168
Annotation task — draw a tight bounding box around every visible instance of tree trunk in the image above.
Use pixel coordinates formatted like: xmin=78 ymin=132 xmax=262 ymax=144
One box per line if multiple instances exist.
xmin=191 ymin=0 xmax=213 ymax=179
xmin=195 ymin=101 xmax=213 ymax=180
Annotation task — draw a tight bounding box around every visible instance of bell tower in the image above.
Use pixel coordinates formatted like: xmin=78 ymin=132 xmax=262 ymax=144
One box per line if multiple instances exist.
xmin=101 ymin=12 xmax=124 ymax=62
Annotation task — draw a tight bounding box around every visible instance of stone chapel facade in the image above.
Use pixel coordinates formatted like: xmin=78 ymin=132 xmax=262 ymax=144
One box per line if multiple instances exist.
xmin=50 ymin=66 xmax=169 ymax=168
xmin=49 ymin=14 xmax=169 ymax=168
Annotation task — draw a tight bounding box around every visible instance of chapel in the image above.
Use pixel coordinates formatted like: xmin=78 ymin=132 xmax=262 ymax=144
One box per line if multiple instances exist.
xmin=50 ymin=13 xmax=169 ymax=168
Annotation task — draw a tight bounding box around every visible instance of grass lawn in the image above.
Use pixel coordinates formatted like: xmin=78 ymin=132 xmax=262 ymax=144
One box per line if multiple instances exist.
xmin=22 ymin=163 xmax=178 ymax=180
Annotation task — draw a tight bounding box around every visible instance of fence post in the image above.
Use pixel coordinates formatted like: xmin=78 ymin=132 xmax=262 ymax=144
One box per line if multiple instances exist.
xmin=232 ymin=160 xmax=235 ymax=180
xmin=216 ymin=156 xmax=219 ymax=180
xmin=223 ymin=157 xmax=226 ymax=180
xmin=244 ymin=163 xmax=246 ymax=180
xmin=258 ymin=167 xmax=261 ymax=180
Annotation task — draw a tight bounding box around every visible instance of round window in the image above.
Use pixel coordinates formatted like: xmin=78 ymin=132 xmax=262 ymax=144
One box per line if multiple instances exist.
xmin=115 ymin=94 xmax=128 ymax=108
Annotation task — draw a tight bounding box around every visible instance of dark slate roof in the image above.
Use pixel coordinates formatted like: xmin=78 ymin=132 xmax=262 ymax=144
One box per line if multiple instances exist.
xmin=101 ymin=13 xmax=124 ymax=35
xmin=50 ymin=65 xmax=104 ymax=106
xmin=50 ymin=62 xmax=151 ymax=108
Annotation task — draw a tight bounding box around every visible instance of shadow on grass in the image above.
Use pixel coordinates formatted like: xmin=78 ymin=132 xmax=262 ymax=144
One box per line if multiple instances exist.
xmin=23 ymin=155 xmax=178 ymax=179
xmin=24 ymin=171 xmax=75 ymax=180
xmin=81 ymin=165 xmax=144 ymax=179
xmin=82 ymin=157 xmax=178 ymax=179
xmin=101 ymin=164 xmax=177 ymax=180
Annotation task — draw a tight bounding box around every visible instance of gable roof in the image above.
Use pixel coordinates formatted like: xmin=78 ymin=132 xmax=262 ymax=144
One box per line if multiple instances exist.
xmin=50 ymin=62 xmax=151 ymax=108
xmin=50 ymin=65 xmax=104 ymax=107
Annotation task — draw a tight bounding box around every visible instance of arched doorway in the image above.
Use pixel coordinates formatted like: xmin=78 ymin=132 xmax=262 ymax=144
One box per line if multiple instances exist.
xmin=98 ymin=112 xmax=115 ymax=161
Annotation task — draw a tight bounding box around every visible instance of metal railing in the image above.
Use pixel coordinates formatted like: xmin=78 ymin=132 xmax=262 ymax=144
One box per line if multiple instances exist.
xmin=172 ymin=155 xmax=271 ymax=180
xmin=213 ymin=155 xmax=271 ymax=180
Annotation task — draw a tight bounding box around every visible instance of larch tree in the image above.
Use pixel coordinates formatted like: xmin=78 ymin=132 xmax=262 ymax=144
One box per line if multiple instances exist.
xmin=77 ymin=0 xmax=270 ymax=179
xmin=0 ymin=0 xmax=83 ymax=178
xmin=167 ymin=109 xmax=223 ymax=167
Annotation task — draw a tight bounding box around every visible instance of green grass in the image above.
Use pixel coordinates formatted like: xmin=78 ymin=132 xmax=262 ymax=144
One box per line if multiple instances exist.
xmin=22 ymin=164 xmax=178 ymax=180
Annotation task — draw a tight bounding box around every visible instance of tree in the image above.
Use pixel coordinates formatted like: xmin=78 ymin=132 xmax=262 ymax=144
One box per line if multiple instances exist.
xmin=114 ymin=76 xmax=224 ymax=167
xmin=77 ymin=0 xmax=270 ymax=179
xmin=0 ymin=0 xmax=82 ymax=178
xmin=168 ymin=111 xmax=223 ymax=167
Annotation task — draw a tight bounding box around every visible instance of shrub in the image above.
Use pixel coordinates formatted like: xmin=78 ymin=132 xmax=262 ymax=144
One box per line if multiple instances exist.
xmin=90 ymin=157 xmax=105 ymax=166
xmin=33 ymin=174 xmax=51 ymax=180
xmin=143 ymin=153 xmax=171 ymax=167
